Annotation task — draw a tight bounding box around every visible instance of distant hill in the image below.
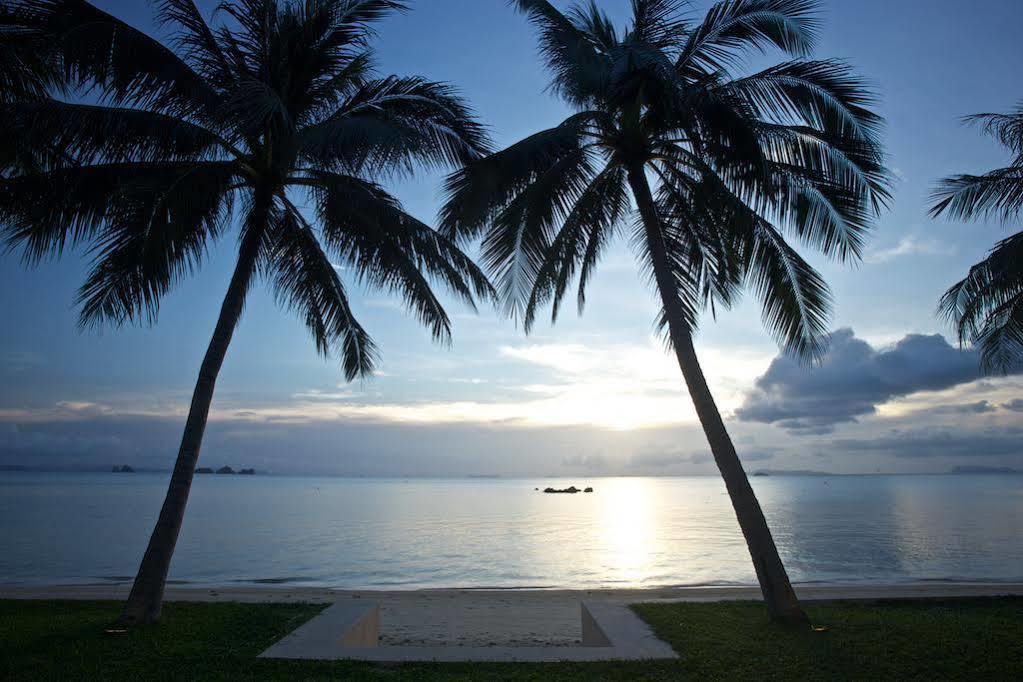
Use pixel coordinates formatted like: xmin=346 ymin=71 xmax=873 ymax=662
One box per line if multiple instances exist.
xmin=948 ymin=465 xmax=1022 ymax=475
xmin=751 ymin=469 xmax=835 ymax=477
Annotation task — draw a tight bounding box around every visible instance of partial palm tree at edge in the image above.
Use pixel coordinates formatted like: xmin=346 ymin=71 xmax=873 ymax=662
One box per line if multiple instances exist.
xmin=1 ymin=0 xmax=493 ymax=626
xmin=442 ymin=0 xmax=890 ymax=624
xmin=931 ymin=103 xmax=1023 ymax=373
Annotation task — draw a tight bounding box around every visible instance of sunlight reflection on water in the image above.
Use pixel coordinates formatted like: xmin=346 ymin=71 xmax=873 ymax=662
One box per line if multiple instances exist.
xmin=0 ymin=473 xmax=1021 ymax=588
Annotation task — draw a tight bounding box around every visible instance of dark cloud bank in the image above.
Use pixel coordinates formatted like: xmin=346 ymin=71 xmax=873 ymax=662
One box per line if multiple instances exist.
xmin=0 ymin=414 xmax=716 ymax=477
xmin=736 ymin=329 xmax=1017 ymax=434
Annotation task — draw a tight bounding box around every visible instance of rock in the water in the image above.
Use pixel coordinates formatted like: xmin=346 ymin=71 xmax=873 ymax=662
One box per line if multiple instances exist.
xmin=543 ymin=486 xmax=580 ymax=494
xmin=195 ymin=467 xmax=214 ymax=474
xmin=584 ymin=487 xmax=593 ymax=493
xmin=215 ymin=466 xmax=235 ymax=475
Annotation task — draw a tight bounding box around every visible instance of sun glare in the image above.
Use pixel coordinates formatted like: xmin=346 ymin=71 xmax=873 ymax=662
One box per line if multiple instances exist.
xmin=597 ymin=478 xmax=657 ymax=583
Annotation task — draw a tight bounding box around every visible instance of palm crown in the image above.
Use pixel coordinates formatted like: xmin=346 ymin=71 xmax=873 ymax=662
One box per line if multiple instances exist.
xmin=442 ymin=0 xmax=890 ymax=361
xmin=931 ymin=103 xmax=1023 ymax=372
xmin=1 ymin=0 xmax=494 ymax=378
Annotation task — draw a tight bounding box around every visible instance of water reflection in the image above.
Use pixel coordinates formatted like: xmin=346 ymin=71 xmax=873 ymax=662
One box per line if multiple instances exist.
xmin=0 ymin=473 xmax=1021 ymax=588
xmin=596 ymin=478 xmax=655 ymax=584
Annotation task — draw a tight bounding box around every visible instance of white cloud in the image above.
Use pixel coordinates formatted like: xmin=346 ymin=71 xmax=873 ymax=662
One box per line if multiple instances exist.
xmin=4 ymin=342 xmax=772 ymax=432
xmin=866 ymin=233 xmax=954 ymax=264
xmin=218 ymin=339 xmax=772 ymax=431
xmin=290 ymin=389 xmax=357 ymax=401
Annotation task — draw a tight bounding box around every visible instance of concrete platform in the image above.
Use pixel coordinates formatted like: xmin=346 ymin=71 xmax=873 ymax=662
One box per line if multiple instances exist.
xmin=260 ymin=601 xmax=380 ymax=658
xmin=258 ymin=600 xmax=678 ymax=662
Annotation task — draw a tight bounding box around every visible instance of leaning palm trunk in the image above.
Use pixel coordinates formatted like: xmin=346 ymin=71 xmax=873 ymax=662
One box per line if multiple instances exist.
xmin=628 ymin=167 xmax=808 ymax=625
xmin=118 ymin=227 xmax=263 ymax=625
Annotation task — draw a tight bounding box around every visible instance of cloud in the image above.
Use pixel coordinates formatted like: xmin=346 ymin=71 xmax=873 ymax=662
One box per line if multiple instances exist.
xmin=834 ymin=427 xmax=1023 ymax=459
xmin=736 ymin=329 xmax=1007 ymax=433
xmin=623 ymin=445 xmax=775 ymax=475
xmin=865 ymin=234 xmax=955 ymax=264
xmin=630 ymin=449 xmax=697 ymax=469
xmin=223 ymin=339 xmax=769 ymax=431
xmin=0 ymin=410 xmax=719 ymax=477
xmin=290 ymin=389 xmax=357 ymax=401
xmin=1003 ymin=399 xmax=1023 ymax=412
xmin=4 ymin=351 xmax=44 ymax=372
xmin=560 ymin=453 xmax=609 ymax=471
xmin=926 ymin=400 xmax=997 ymax=415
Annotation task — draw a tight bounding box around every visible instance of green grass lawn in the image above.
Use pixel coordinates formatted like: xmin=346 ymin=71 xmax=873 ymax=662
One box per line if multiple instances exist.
xmin=2 ymin=598 xmax=1021 ymax=680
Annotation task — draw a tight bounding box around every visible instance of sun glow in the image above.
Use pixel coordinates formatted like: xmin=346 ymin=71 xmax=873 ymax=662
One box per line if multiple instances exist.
xmin=215 ymin=339 xmax=774 ymax=431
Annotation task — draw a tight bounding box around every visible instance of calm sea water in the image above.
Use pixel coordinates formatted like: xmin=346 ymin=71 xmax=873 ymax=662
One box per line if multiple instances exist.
xmin=1 ymin=473 xmax=1021 ymax=589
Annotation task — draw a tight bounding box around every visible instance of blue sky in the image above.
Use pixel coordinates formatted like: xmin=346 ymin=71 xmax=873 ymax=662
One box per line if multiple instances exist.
xmin=2 ymin=0 xmax=1023 ymax=475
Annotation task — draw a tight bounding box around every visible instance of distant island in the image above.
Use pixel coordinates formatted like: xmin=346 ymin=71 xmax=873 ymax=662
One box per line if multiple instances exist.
xmin=111 ymin=465 xmax=135 ymax=473
xmin=195 ymin=466 xmax=259 ymax=475
xmin=751 ymin=469 xmax=835 ymax=477
xmin=948 ymin=465 xmax=1021 ymax=475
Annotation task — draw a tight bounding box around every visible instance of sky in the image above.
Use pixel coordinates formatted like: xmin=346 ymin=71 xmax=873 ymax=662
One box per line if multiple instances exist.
xmin=2 ymin=0 xmax=1023 ymax=476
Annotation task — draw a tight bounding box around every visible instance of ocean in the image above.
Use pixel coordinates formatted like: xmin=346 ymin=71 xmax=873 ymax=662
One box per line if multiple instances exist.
xmin=1 ymin=472 xmax=1021 ymax=589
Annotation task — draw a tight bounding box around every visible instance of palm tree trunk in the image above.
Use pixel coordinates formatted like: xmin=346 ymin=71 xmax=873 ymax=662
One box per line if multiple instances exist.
xmin=627 ymin=166 xmax=808 ymax=626
xmin=117 ymin=198 xmax=269 ymax=626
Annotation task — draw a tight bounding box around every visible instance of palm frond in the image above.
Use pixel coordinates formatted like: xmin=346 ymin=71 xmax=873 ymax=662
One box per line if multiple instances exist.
xmin=655 ymin=162 xmax=746 ymax=312
xmin=523 ymin=162 xmax=629 ymax=330
xmin=964 ymin=104 xmax=1023 ymax=155
xmin=723 ymin=59 xmax=882 ymax=142
xmin=630 ymin=0 xmax=689 ymax=51
xmin=308 ymin=171 xmax=491 ymax=342
xmin=3 ymin=99 xmax=230 ymax=166
xmin=0 ymin=2 xmax=63 ymax=102
xmin=16 ymin=0 xmax=219 ymax=118
xmin=939 ymin=231 xmax=1023 ymax=373
xmin=678 ymin=0 xmax=819 ymax=74
xmin=748 ymin=220 xmax=832 ymax=361
xmin=1 ymin=162 xmax=232 ymax=262
xmin=655 ymin=154 xmax=831 ymax=360
xmin=266 ymin=199 xmax=379 ymax=379
xmin=440 ymin=112 xmax=596 ymax=242
xmin=510 ymin=0 xmax=613 ymax=107
xmin=480 ymin=143 xmax=599 ymax=318
xmin=930 ymin=168 xmax=1023 ymax=223
xmin=299 ymin=0 xmax=408 ymax=49
xmin=73 ymin=162 xmax=240 ymax=326
xmin=299 ymin=76 xmax=490 ymax=177
xmin=155 ymin=0 xmax=233 ymax=85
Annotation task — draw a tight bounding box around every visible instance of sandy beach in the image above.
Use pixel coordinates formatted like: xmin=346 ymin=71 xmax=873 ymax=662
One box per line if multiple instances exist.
xmin=4 ymin=582 xmax=1021 ymax=647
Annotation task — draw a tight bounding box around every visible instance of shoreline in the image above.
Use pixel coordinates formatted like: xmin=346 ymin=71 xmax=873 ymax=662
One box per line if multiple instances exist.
xmin=3 ymin=581 xmax=1022 ymax=603
xmin=6 ymin=582 xmax=1021 ymax=647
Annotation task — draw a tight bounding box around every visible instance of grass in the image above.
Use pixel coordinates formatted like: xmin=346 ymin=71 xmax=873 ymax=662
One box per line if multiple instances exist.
xmin=1 ymin=598 xmax=1021 ymax=680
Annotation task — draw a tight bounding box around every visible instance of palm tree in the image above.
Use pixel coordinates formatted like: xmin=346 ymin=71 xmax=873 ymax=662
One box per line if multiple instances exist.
xmin=442 ymin=0 xmax=889 ymax=625
xmin=1 ymin=0 xmax=492 ymax=625
xmin=931 ymin=103 xmax=1023 ymax=372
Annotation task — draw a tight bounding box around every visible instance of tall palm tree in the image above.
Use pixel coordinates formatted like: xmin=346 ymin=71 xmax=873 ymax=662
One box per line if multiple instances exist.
xmin=931 ymin=103 xmax=1023 ymax=372
xmin=442 ymin=0 xmax=889 ymax=624
xmin=1 ymin=0 xmax=492 ymax=625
